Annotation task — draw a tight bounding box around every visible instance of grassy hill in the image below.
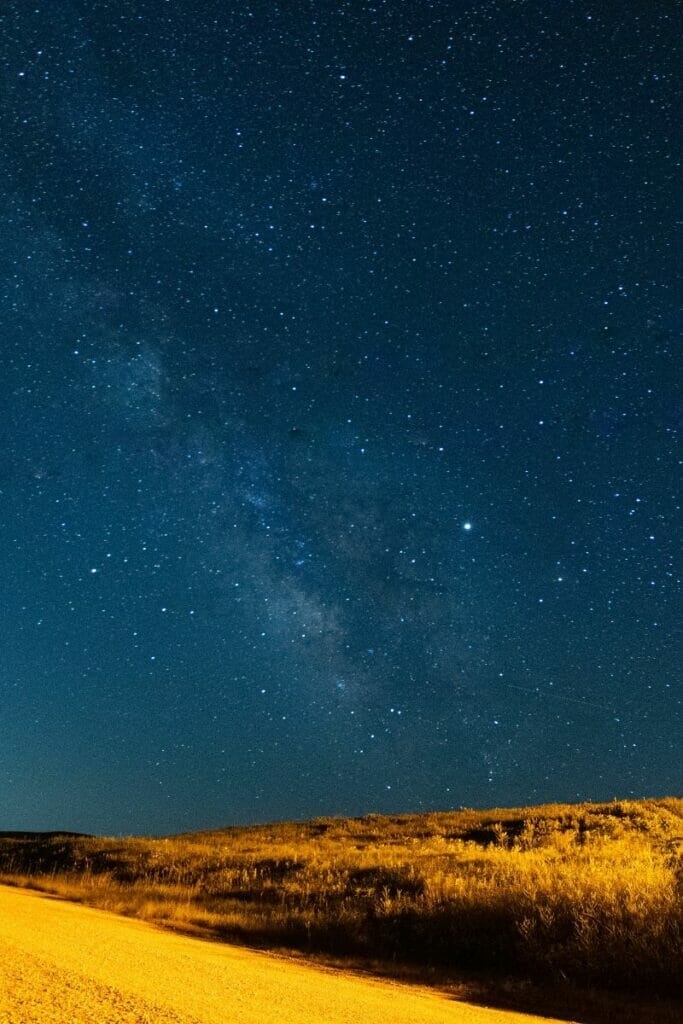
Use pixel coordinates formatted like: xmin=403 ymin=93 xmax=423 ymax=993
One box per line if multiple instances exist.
xmin=1 ymin=798 xmax=681 ymax=1021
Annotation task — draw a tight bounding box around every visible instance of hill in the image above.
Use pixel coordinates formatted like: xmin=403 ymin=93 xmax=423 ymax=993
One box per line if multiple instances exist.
xmin=1 ymin=798 xmax=681 ymax=1022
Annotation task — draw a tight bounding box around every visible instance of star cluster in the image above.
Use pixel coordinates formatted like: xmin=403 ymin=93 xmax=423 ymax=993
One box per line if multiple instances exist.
xmin=0 ymin=1 xmax=679 ymax=833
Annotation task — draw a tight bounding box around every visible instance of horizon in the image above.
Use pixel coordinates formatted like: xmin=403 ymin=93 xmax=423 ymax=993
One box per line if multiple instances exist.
xmin=2 ymin=791 xmax=680 ymax=840
xmin=1 ymin=2 xmax=679 ymax=836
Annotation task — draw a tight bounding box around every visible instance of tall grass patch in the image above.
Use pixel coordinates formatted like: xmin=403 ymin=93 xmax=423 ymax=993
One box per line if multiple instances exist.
xmin=1 ymin=798 xmax=680 ymax=1000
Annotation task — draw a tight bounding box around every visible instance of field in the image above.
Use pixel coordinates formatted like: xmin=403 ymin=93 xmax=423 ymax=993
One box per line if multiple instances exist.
xmin=1 ymin=798 xmax=681 ymax=1022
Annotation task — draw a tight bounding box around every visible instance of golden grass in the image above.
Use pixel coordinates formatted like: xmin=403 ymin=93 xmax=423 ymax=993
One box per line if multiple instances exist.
xmin=1 ymin=798 xmax=681 ymax=1015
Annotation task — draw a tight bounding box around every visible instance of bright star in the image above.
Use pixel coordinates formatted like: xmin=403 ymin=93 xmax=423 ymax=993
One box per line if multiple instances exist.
xmin=463 ymin=522 xmax=472 ymax=531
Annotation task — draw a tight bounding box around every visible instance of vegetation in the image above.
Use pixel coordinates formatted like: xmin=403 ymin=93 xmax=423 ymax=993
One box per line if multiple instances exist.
xmin=1 ymin=798 xmax=681 ymax=1021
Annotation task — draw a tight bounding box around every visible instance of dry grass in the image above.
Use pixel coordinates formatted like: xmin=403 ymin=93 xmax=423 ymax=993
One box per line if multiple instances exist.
xmin=1 ymin=798 xmax=681 ymax=1021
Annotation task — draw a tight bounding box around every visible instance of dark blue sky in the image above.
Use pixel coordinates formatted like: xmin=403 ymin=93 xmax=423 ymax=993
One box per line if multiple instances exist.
xmin=0 ymin=1 xmax=680 ymax=834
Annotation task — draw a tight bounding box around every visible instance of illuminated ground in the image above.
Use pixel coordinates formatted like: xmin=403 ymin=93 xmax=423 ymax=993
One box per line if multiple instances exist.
xmin=0 ymin=885 xmax=565 ymax=1024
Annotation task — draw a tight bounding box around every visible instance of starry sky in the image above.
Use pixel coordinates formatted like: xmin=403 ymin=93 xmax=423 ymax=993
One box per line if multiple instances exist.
xmin=0 ymin=1 xmax=680 ymax=835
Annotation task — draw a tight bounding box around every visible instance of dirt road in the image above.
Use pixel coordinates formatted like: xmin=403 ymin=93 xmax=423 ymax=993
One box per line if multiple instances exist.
xmin=0 ymin=884 xmax=569 ymax=1024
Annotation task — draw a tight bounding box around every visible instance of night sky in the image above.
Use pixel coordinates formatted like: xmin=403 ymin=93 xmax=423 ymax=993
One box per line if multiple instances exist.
xmin=1 ymin=2 xmax=680 ymax=835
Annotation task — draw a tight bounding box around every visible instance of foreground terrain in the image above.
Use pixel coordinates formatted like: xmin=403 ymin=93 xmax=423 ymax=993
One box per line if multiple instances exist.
xmin=0 ymin=798 xmax=681 ymax=1021
xmin=0 ymin=885 xmax=565 ymax=1024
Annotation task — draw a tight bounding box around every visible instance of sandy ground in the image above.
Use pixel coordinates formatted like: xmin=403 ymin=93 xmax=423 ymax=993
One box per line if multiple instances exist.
xmin=0 ymin=884 xmax=571 ymax=1024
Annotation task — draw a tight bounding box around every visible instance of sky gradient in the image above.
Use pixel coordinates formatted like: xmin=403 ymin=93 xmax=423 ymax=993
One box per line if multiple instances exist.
xmin=0 ymin=1 xmax=680 ymax=835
